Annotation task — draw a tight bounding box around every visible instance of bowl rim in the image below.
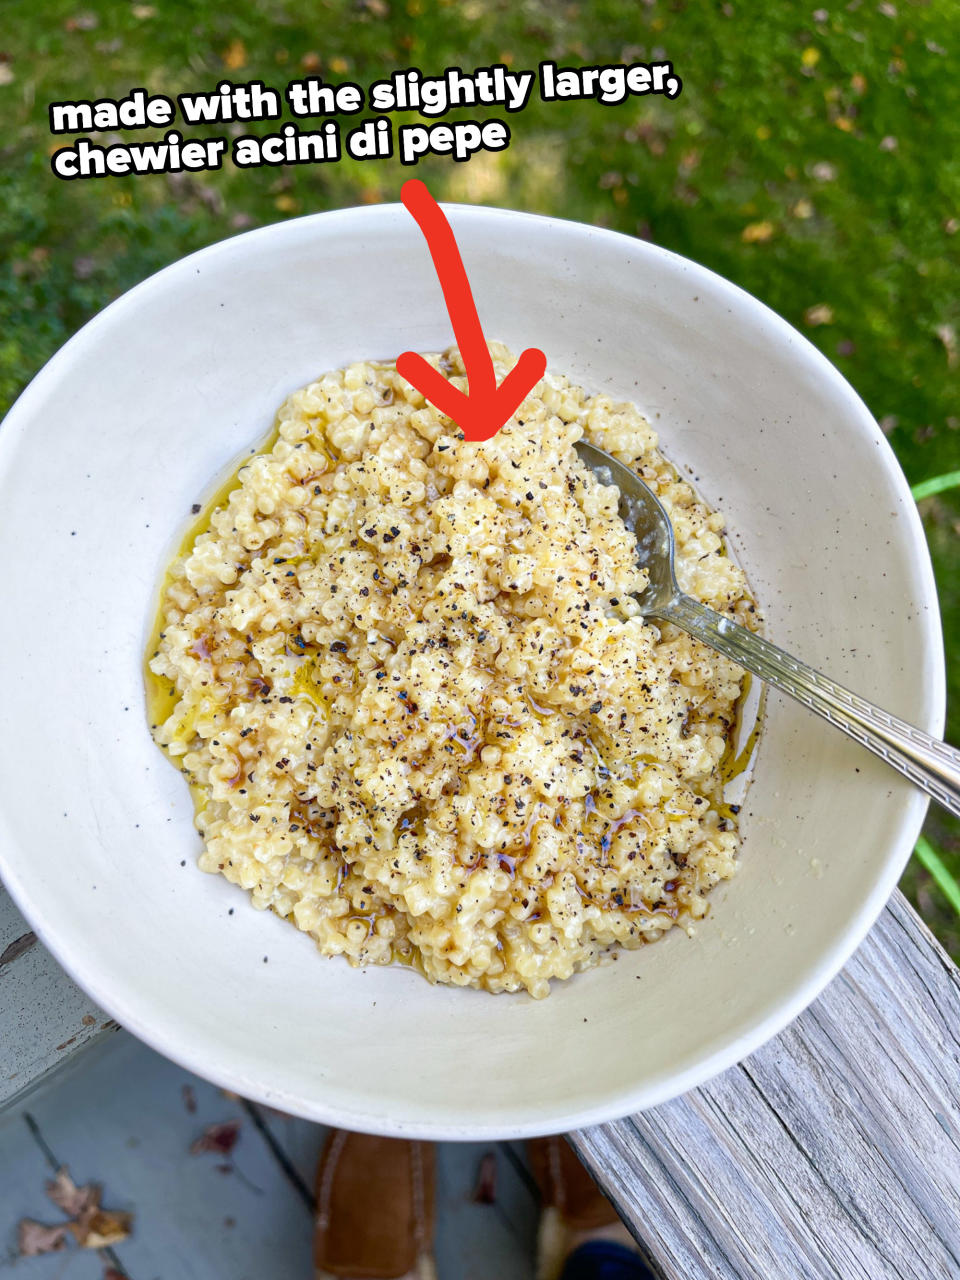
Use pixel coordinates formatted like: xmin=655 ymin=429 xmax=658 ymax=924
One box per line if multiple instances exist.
xmin=0 ymin=200 xmax=945 ymax=1137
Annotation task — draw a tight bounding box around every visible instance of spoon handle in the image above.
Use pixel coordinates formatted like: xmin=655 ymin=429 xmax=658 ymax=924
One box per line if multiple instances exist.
xmin=657 ymin=592 xmax=960 ymax=819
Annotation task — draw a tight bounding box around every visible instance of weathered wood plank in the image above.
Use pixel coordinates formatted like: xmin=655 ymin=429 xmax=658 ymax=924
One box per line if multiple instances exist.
xmin=0 ymin=886 xmax=112 ymax=1112
xmin=572 ymin=891 xmax=960 ymax=1280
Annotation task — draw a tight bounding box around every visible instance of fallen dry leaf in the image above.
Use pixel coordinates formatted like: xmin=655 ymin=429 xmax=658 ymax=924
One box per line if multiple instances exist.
xmin=70 ymin=1207 xmax=133 ymax=1250
xmin=936 ymin=323 xmax=957 ymax=368
xmin=804 ymin=303 xmax=834 ymax=327
xmin=191 ymin=1119 xmax=241 ymax=1156
xmin=18 ymin=1219 xmax=68 ymax=1256
xmin=222 ymin=38 xmax=247 ymax=70
xmin=0 ymin=63 xmax=14 ymax=85
xmin=64 ymin=11 xmax=98 ymax=30
xmin=131 ymin=3 xmax=155 ymax=16
xmin=104 ymin=1269 xmax=129 ymax=1280
xmin=46 ymin=1167 xmax=99 ymax=1217
xmin=741 ymin=220 xmax=775 ymax=244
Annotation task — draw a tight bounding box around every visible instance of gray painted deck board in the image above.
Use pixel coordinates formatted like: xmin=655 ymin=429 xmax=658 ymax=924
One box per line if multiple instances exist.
xmin=0 ymin=1034 xmax=541 ymax=1278
xmin=250 ymin=1104 xmax=541 ymax=1279
xmin=1 ymin=1035 xmax=315 ymax=1279
xmin=0 ymin=889 xmax=111 ymax=1112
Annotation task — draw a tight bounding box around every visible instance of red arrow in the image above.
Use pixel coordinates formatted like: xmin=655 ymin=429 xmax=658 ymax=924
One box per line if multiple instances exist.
xmin=396 ymin=179 xmax=547 ymax=443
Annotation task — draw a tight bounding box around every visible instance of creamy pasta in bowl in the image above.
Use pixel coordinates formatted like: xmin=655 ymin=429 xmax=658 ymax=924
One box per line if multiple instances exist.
xmin=147 ymin=344 xmax=758 ymax=998
xmin=0 ymin=203 xmax=938 ymax=1135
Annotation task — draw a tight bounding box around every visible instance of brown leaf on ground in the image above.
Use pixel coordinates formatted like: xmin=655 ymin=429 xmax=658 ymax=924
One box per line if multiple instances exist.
xmin=222 ymin=38 xmax=247 ymax=70
xmin=70 ymin=1207 xmax=133 ymax=1249
xmin=104 ymin=1269 xmax=129 ymax=1280
xmin=741 ymin=220 xmax=775 ymax=244
xmin=471 ymin=1152 xmax=497 ymax=1204
xmin=191 ymin=1119 xmax=241 ymax=1156
xmin=804 ymin=303 xmax=834 ymax=327
xmin=64 ymin=11 xmax=98 ymax=30
xmin=18 ymin=1219 xmax=68 ymax=1256
xmin=40 ymin=1165 xmax=133 ymax=1251
xmin=935 ymin=323 xmax=957 ymax=368
xmin=46 ymin=1167 xmax=99 ymax=1218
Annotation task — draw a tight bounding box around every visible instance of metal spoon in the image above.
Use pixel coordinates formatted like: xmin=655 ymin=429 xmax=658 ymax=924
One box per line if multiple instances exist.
xmin=574 ymin=439 xmax=960 ymax=818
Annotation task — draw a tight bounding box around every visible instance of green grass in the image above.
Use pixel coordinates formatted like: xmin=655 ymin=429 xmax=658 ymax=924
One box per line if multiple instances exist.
xmin=2 ymin=0 xmax=958 ymax=950
xmin=912 ymin=470 xmax=960 ymax=501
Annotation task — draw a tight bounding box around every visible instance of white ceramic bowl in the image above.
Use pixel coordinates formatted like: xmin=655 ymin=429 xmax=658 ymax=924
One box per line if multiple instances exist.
xmin=0 ymin=204 xmax=943 ymax=1138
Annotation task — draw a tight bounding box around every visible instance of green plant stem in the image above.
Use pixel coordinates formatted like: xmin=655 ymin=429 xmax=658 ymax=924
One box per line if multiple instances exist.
xmin=914 ymin=836 xmax=960 ymax=917
xmin=911 ymin=471 xmax=960 ymax=502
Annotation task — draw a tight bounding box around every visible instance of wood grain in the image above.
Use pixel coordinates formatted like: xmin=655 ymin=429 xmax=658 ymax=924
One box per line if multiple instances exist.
xmin=572 ymin=891 xmax=960 ymax=1280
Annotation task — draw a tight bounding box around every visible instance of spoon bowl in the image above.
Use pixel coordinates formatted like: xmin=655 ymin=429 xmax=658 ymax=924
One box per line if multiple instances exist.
xmin=574 ymin=439 xmax=678 ymax=613
xmin=575 ymin=439 xmax=960 ymax=818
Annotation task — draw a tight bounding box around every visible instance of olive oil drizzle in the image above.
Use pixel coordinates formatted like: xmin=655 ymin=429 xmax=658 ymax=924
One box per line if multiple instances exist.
xmin=143 ymin=418 xmax=282 ymax=736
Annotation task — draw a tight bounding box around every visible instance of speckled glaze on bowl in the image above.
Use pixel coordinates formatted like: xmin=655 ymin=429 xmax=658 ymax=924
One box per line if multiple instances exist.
xmin=0 ymin=204 xmax=943 ymax=1137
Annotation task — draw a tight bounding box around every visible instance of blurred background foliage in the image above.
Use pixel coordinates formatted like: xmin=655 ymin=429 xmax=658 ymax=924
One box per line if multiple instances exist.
xmin=1 ymin=0 xmax=958 ymax=949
